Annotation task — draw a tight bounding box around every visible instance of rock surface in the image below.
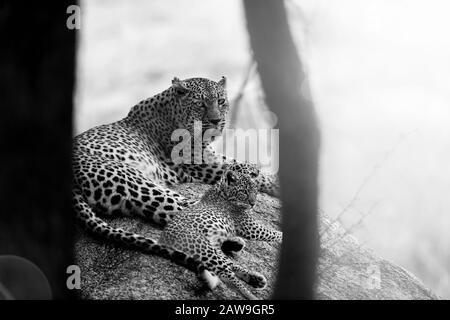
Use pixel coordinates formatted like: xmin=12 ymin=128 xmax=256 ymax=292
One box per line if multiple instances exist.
xmin=75 ymin=183 xmax=439 ymax=300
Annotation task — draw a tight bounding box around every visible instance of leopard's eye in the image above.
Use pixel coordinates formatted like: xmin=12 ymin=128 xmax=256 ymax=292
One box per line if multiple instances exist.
xmin=196 ymin=101 xmax=205 ymax=108
xmin=218 ymin=98 xmax=226 ymax=105
xmin=250 ymin=172 xmax=258 ymax=178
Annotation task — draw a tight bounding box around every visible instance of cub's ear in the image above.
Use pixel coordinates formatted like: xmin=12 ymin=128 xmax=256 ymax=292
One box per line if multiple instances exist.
xmin=172 ymin=77 xmax=190 ymax=97
xmin=218 ymin=76 xmax=226 ymax=88
xmin=226 ymin=170 xmax=236 ymax=184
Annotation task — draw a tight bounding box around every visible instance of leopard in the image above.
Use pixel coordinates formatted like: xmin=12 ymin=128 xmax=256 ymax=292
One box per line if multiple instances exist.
xmin=77 ymin=163 xmax=282 ymax=300
xmin=73 ymin=76 xmax=279 ymax=247
xmin=159 ymin=163 xmax=282 ymax=300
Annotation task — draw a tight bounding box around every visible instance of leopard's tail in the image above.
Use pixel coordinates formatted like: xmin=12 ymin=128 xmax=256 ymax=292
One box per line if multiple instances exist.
xmin=73 ymin=189 xmax=204 ymax=274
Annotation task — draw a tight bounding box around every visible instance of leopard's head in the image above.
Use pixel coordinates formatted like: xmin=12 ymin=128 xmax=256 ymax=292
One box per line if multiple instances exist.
xmin=219 ymin=165 xmax=259 ymax=209
xmin=226 ymin=162 xmax=260 ymax=179
xmin=171 ymin=77 xmax=229 ymax=138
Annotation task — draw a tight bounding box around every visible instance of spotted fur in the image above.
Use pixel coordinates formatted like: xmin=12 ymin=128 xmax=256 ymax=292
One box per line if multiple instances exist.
xmin=72 ymin=77 xmax=280 ymax=266
xmin=160 ymin=164 xmax=282 ymax=300
xmin=106 ymin=165 xmax=281 ymax=300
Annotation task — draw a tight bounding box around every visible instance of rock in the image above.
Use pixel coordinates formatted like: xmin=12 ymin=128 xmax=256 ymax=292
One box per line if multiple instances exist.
xmin=75 ymin=183 xmax=439 ymax=300
xmin=317 ymin=217 xmax=440 ymax=300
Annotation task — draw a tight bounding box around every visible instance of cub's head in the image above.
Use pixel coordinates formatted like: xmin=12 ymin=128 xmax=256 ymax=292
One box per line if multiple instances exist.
xmin=226 ymin=162 xmax=260 ymax=179
xmin=218 ymin=162 xmax=260 ymax=209
xmin=171 ymin=77 xmax=229 ymax=135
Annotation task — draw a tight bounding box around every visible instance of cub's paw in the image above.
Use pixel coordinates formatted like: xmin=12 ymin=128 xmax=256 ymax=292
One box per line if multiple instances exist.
xmin=198 ymin=269 xmax=221 ymax=290
xmin=221 ymin=237 xmax=245 ymax=255
xmin=247 ymin=271 xmax=267 ymax=289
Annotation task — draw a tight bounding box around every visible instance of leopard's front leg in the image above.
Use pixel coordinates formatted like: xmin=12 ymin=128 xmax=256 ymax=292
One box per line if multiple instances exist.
xmin=236 ymin=212 xmax=282 ymax=242
xmin=180 ymin=145 xmax=280 ymax=197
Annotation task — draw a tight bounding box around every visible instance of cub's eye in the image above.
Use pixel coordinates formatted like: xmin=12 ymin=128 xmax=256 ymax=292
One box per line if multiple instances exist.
xmin=218 ymin=98 xmax=226 ymax=105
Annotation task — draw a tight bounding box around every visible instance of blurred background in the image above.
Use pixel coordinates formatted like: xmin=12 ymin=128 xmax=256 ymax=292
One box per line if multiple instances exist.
xmin=75 ymin=0 xmax=450 ymax=298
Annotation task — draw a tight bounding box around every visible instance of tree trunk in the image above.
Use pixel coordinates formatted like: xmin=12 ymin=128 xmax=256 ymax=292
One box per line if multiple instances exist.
xmin=243 ymin=0 xmax=320 ymax=299
xmin=0 ymin=1 xmax=77 ymax=299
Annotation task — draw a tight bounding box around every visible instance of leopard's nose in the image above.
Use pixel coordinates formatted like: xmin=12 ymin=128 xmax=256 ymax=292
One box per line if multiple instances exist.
xmin=209 ymin=118 xmax=221 ymax=125
xmin=249 ymin=197 xmax=256 ymax=207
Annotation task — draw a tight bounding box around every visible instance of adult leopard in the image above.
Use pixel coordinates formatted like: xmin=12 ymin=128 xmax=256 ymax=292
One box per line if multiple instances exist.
xmin=73 ymin=77 xmax=279 ymax=243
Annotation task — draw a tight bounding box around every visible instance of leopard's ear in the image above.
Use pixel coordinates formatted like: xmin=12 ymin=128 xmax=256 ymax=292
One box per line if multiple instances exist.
xmin=172 ymin=77 xmax=181 ymax=85
xmin=172 ymin=77 xmax=190 ymax=97
xmin=218 ymin=76 xmax=226 ymax=88
xmin=252 ymin=161 xmax=262 ymax=171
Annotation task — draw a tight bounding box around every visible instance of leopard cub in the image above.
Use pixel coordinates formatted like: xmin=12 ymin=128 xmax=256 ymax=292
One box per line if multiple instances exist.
xmin=156 ymin=163 xmax=282 ymax=299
